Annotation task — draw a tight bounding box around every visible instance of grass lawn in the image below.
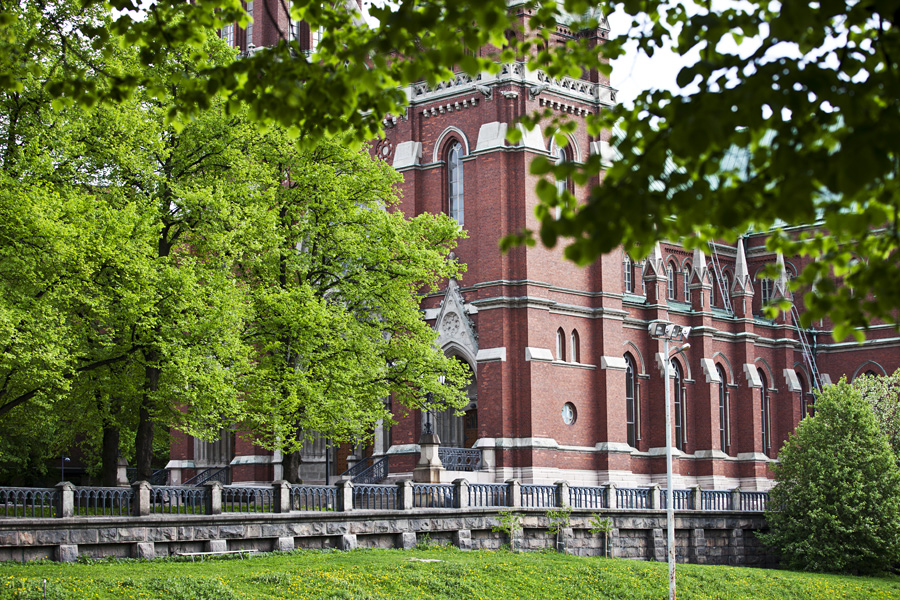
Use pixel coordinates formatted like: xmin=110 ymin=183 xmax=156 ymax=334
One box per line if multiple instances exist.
xmin=1 ymin=548 xmax=898 ymax=600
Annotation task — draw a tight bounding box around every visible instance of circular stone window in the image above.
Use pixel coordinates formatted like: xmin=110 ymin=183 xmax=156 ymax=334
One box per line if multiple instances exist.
xmin=561 ymin=402 xmax=577 ymax=425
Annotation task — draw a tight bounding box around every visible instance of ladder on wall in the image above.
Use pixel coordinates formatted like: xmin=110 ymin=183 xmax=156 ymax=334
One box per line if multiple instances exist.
xmin=790 ymin=304 xmax=822 ymax=392
xmin=708 ymin=241 xmax=734 ymax=315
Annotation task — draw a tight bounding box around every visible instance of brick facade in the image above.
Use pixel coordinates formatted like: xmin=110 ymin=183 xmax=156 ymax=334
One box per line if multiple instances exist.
xmin=171 ymin=2 xmax=900 ymax=489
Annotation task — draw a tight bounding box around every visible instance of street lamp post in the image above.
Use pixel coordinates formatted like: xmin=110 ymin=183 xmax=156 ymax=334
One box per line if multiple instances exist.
xmin=648 ymin=322 xmax=691 ymax=600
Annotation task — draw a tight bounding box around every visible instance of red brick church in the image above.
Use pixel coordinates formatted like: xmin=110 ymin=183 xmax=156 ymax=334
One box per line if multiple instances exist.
xmin=168 ymin=1 xmax=900 ymax=491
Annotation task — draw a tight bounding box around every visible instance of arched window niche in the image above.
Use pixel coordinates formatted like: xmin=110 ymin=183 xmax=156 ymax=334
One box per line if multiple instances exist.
xmin=625 ymin=353 xmax=639 ymax=448
xmin=717 ymin=365 xmax=730 ymax=452
xmin=447 ymin=141 xmax=464 ymax=226
xmin=570 ymin=330 xmax=580 ymax=363
xmin=556 ymin=328 xmax=566 ymax=362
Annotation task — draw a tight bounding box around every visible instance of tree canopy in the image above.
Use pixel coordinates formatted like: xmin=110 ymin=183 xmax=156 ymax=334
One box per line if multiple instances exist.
xmin=5 ymin=0 xmax=892 ymax=338
xmin=0 ymin=0 xmax=467 ymax=482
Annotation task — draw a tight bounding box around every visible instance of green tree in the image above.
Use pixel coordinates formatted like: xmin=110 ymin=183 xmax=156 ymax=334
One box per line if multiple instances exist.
xmin=850 ymin=369 xmax=900 ymax=460
xmin=762 ymin=377 xmax=900 ymax=574
xmin=1 ymin=0 xmax=468 ymax=481
xmin=239 ymin=134 xmax=468 ymax=482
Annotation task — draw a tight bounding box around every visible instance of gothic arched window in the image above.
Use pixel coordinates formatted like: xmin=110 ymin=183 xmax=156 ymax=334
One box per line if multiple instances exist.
xmin=556 ymin=328 xmax=566 ymax=362
xmin=667 ymin=263 xmax=677 ymax=300
xmin=570 ymin=330 xmax=579 ymax=363
xmin=624 ymin=256 xmax=633 ymax=293
xmin=717 ymin=365 xmax=729 ymax=452
xmin=683 ymin=263 xmax=692 ymax=303
xmin=759 ymin=369 xmax=770 ymax=453
xmin=448 ymin=141 xmax=464 ymax=226
xmin=673 ymin=360 xmax=686 ymax=450
xmin=625 ymin=354 xmax=638 ymax=447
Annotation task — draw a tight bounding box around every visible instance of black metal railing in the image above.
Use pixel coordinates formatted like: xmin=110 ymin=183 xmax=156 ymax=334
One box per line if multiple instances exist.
xmin=291 ymin=485 xmax=337 ymax=511
xmin=149 ymin=486 xmax=208 ymax=514
xmin=183 ymin=466 xmax=230 ymax=486
xmin=0 ymin=488 xmax=58 ymax=518
xmin=222 ymin=486 xmax=273 ymax=513
xmin=73 ymin=487 xmax=133 ymax=516
xmin=413 ymin=483 xmax=455 ymax=508
xmin=521 ymin=484 xmax=556 ymax=508
xmin=438 ymin=447 xmax=482 ymax=471
xmin=468 ymin=483 xmax=509 ymax=507
xmin=348 ymin=457 xmax=389 ymax=484
xmin=352 ymin=484 xmax=398 ymax=510
xmin=569 ymin=486 xmax=607 ymax=509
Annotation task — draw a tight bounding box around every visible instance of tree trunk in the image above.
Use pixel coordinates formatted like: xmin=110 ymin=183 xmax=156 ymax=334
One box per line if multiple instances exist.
xmin=283 ymin=450 xmax=302 ymax=484
xmin=101 ymin=425 xmax=120 ymax=487
xmin=135 ymin=362 xmax=160 ymax=481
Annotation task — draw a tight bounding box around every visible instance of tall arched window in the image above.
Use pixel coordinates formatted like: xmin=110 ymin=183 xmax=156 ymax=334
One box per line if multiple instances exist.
xmin=570 ymin=330 xmax=580 ymax=363
xmin=760 ymin=278 xmax=773 ymax=305
xmin=759 ymin=370 xmax=770 ymax=453
xmin=554 ymin=146 xmax=567 ymax=219
xmin=625 ymin=354 xmax=638 ymax=447
xmin=667 ymin=263 xmax=677 ymax=300
xmin=448 ymin=141 xmax=464 ymax=226
xmin=683 ymin=264 xmax=692 ymax=303
xmin=717 ymin=365 xmax=729 ymax=452
xmin=624 ymin=256 xmax=633 ymax=293
xmin=245 ymin=1 xmax=254 ymax=48
xmin=710 ymin=273 xmax=717 ymax=307
xmin=673 ymin=360 xmax=686 ymax=450
xmin=556 ymin=328 xmax=566 ymax=362
xmin=797 ymin=371 xmax=809 ymax=419
xmin=640 ymin=261 xmax=647 ymax=296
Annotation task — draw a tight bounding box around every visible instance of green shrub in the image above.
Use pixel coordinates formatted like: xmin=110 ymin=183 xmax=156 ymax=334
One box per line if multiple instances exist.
xmin=761 ymin=378 xmax=900 ymax=574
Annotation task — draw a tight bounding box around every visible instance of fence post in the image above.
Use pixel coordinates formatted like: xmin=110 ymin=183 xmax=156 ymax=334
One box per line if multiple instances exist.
xmin=454 ymin=478 xmax=470 ymax=509
xmin=650 ymin=484 xmax=661 ymax=510
xmin=731 ymin=487 xmax=742 ymax=512
xmin=273 ymin=480 xmax=291 ymax=513
xmin=338 ymin=480 xmax=354 ymax=512
xmin=555 ymin=481 xmax=569 ymax=508
xmin=692 ymin=485 xmax=702 ymax=511
xmin=398 ymin=480 xmax=414 ymax=510
xmin=56 ymin=482 xmax=74 ymax=518
xmin=131 ymin=481 xmax=150 ymax=517
xmin=506 ymin=479 xmax=521 ymax=508
xmin=606 ymin=483 xmax=617 ymax=510
xmin=205 ymin=481 xmax=223 ymax=515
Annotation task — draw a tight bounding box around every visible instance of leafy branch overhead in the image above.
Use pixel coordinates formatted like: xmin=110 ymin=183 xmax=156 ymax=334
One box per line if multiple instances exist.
xmin=8 ymin=0 xmax=897 ymax=335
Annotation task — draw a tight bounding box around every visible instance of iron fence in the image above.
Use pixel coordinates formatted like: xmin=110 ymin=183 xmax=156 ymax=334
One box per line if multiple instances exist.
xmin=521 ymin=484 xmax=557 ymax=508
xmin=413 ymin=484 xmax=455 ymax=508
xmin=0 ymin=488 xmax=58 ymax=518
xmin=352 ymin=484 xmax=398 ymax=510
xmin=150 ymin=486 xmax=208 ymax=514
xmin=468 ymin=483 xmax=509 ymax=507
xmin=569 ymin=486 xmax=607 ymax=509
xmin=701 ymin=490 xmax=733 ymax=511
xmin=73 ymin=487 xmax=133 ymax=516
xmin=438 ymin=447 xmax=482 ymax=471
xmin=661 ymin=489 xmax=694 ymax=510
xmin=616 ymin=487 xmax=650 ymax=510
xmin=222 ymin=486 xmax=273 ymax=513
xmin=291 ymin=485 xmax=337 ymax=511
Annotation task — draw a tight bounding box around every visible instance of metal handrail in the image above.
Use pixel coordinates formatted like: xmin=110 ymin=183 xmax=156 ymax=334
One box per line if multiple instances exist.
xmin=183 ymin=466 xmax=230 ymax=486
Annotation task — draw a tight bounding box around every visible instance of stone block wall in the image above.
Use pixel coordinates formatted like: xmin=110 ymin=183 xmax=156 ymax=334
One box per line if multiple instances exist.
xmin=0 ymin=508 xmax=775 ymax=567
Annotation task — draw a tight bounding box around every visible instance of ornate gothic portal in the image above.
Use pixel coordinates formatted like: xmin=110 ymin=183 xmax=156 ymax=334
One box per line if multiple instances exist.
xmin=428 ymin=279 xmax=479 ymax=449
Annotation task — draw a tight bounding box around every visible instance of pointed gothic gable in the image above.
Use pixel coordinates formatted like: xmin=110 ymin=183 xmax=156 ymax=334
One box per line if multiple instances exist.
xmin=643 ymin=241 xmax=665 ymax=279
xmin=731 ymin=238 xmax=754 ymax=295
xmin=772 ymin=253 xmax=792 ymax=300
xmin=434 ymin=278 xmax=478 ymax=365
xmin=690 ymin=246 xmax=709 ymax=285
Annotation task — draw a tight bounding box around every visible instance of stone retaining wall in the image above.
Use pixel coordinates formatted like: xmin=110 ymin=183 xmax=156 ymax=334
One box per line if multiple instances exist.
xmin=0 ymin=508 xmax=775 ymax=567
